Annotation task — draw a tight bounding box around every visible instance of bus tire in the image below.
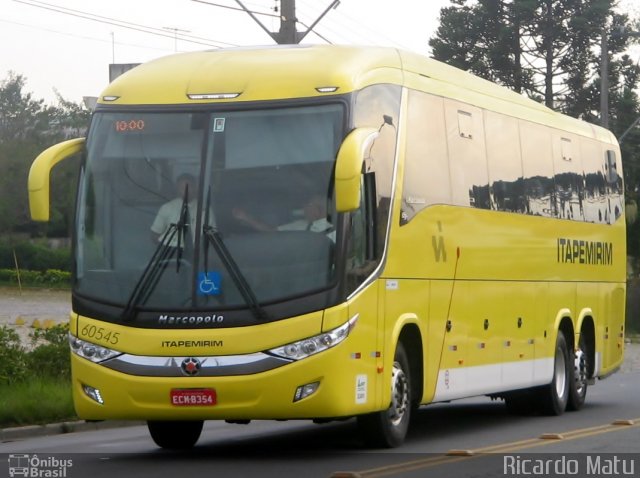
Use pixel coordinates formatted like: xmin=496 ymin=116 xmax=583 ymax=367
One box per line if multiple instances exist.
xmin=567 ymin=334 xmax=589 ymax=411
xmin=357 ymin=342 xmax=411 ymax=448
xmin=538 ymin=331 xmax=570 ymax=415
xmin=147 ymin=420 xmax=203 ymax=449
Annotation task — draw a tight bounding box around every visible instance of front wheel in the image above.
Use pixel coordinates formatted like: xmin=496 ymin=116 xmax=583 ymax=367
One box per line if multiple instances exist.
xmin=538 ymin=331 xmax=570 ymax=415
xmin=147 ymin=420 xmax=203 ymax=449
xmin=357 ymin=343 xmax=411 ymax=448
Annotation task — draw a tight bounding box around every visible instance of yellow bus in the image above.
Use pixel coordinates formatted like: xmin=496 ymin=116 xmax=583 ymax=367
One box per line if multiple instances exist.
xmin=29 ymin=45 xmax=626 ymax=449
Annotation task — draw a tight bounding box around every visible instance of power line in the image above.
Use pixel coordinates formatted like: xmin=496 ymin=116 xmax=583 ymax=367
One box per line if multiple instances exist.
xmin=194 ymin=0 xmax=333 ymax=43
xmin=0 ymin=17 xmax=174 ymax=54
xmin=217 ymin=0 xmax=337 ymax=45
xmin=12 ymin=0 xmax=238 ymax=48
xmin=191 ymin=0 xmax=279 ymax=19
xmin=299 ymin=0 xmax=413 ymax=50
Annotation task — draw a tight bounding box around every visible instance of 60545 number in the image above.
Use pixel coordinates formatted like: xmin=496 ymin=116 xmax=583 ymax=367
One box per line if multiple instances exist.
xmin=81 ymin=324 xmax=120 ymax=346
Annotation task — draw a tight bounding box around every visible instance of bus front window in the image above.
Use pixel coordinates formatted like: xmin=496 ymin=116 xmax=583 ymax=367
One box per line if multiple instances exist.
xmin=76 ymin=104 xmax=345 ymax=316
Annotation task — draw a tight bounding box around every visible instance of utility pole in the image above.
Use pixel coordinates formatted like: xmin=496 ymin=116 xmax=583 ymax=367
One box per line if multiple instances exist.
xmin=276 ymin=0 xmax=298 ymax=44
xmin=601 ymin=29 xmax=609 ymax=129
xmin=163 ymin=27 xmax=191 ymax=52
xmin=233 ymin=0 xmax=340 ymax=45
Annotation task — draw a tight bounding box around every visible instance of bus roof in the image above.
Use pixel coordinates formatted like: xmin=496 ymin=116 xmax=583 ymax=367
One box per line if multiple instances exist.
xmin=99 ymin=44 xmax=616 ymax=145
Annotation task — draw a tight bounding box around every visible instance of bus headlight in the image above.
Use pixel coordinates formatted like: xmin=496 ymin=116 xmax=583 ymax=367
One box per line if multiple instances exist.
xmin=69 ymin=333 xmax=122 ymax=363
xmin=268 ymin=314 xmax=359 ymax=361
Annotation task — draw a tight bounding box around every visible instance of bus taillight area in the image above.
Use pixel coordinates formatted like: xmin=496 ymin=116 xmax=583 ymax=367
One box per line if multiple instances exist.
xmin=69 ymin=332 xmax=380 ymax=422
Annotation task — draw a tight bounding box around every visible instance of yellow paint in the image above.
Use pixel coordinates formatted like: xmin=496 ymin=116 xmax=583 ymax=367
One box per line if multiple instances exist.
xmin=28 ymin=138 xmax=85 ymax=221
xmin=30 ymin=45 xmax=624 ymax=421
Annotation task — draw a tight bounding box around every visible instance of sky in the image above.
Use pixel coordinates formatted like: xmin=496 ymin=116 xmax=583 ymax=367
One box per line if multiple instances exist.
xmin=1 ymin=0 xmax=639 ymax=107
xmin=0 ymin=0 xmax=450 ymax=105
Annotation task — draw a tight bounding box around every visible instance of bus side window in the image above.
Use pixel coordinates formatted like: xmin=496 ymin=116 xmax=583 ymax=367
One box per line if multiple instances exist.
xmin=605 ymin=150 xmax=619 ymax=184
xmin=401 ymin=89 xmax=450 ymax=224
xmin=346 ymin=172 xmax=377 ymax=294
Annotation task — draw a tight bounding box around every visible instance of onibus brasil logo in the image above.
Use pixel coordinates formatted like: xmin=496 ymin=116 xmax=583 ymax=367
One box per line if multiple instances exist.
xmin=8 ymin=454 xmax=73 ymax=477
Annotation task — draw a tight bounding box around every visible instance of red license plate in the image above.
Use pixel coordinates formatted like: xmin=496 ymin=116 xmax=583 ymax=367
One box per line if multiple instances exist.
xmin=170 ymin=388 xmax=217 ymax=406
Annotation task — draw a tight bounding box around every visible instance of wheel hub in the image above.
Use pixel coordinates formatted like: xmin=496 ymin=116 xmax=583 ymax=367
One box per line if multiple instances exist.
xmin=574 ymin=348 xmax=588 ymax=395
xmin=388 ymin=362 xmax=409 ymax=426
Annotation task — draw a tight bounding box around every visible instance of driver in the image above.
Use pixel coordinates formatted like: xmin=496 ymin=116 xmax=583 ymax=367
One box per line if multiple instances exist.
xmin=150 ymin=174 xmax=200 ymax=247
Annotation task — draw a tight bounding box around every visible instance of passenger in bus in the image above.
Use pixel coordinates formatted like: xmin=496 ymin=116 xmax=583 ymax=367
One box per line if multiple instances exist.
xmin=232 ymin=194 xmax=335 ymax=241
xmin=150 ymin=173 xmax=201 ymax=247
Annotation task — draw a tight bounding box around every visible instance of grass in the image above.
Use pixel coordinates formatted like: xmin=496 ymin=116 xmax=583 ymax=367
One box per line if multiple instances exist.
xmin=0 ymin=376 xmax=76 ymax=428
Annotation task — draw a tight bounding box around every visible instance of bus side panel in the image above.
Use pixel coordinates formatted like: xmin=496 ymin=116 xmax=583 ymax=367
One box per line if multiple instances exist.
xmin=342 ymin=280 xmax=385 ymax=411
xmin=599 ymin=283 xmax=625 ymax=376
xmin=423 ymin=279 xmax=454 ymax=404
xmin=428 ymin=280 xmax=549 ymax=402
xmin=381 ymin=278 xmax=429 ymax=404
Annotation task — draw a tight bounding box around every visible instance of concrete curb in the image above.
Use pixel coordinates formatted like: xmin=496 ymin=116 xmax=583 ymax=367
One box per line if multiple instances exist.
xmin=1 ymin=420 xmax=144 ymax=442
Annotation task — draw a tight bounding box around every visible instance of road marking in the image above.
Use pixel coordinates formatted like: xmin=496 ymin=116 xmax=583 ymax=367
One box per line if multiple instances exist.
xmin=333 ymin=417 xmax=640 ymax=478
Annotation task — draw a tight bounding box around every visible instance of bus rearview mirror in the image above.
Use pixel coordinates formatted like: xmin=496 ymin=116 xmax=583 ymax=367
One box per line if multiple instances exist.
xmin=335 ymin=128 xmax=379 ymax=212
xmin=29 ymin=138 xmax=85 ymax=221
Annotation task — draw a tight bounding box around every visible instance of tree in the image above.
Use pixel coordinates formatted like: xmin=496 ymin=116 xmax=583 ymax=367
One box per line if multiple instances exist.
xmin=0 ymin=73 xmax=89 ymax=237
xmin=430 ymin=0 xmax=527 ymax=92
xmin=0 ymin=72 xmax=50 ymax=143
xmin=430 ymin=0 xmax=634 ymax=114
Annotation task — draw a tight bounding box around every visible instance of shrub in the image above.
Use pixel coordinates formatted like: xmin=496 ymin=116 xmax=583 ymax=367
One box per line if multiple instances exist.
xmin=0 ymin=268 xmax=71 ymax=287
xmin=0 ymin=326 xmax=28 ymax=384
xmin=28 ymin=324 xmax=71 ymax=379
xmin=0 ymin=240 xmax=71 ymax=271
xmin=42 ymin=269 xmax=72 ymax=285
xmin=0 ymin=324 xmax=71 ymax=384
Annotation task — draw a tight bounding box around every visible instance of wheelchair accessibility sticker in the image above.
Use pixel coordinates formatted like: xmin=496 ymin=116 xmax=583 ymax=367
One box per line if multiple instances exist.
xmin=198 ymin=271 xmax=221 ymax=296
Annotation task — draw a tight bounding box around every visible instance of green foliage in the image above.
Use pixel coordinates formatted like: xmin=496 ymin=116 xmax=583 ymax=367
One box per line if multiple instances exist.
xmin=0 ymin=323 xmax=71 ymax=386
xmin=0 ymin=269 xmax=71 ymax=287
xmin=430 ymin=0 xmax=632 ymax=114
xmin=29 ymin=324 xmax=71 ymax=379
xmin=0 ymin=377 xmax=74 ymax=427
xmin=0 ymin=72 xmax=88 ymax=237
xmin=0 ymin=326 xmax=27 ymax=384
xmin=0 ymin=323 xmax=74 ymax=426
xmin=0 ymin=239 xmax=71 ymax=271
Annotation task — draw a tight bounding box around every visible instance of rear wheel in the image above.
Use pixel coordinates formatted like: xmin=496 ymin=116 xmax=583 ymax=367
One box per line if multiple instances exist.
xmin=538 ymin=331 xmax=570 ymax=415
xmin=567 ymin=334 xmax=589 ymax=411
xmin=357 ymin=343 xmax=411 ymax=448
xmin=147 ymin=420 xmax=203 ymax=449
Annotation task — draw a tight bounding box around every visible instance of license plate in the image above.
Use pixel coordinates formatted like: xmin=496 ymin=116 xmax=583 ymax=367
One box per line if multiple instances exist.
xmin=170 ymin=388 xmax=217 ymax=406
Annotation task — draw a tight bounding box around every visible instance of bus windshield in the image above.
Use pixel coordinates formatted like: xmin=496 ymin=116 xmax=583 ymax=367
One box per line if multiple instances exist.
xmin=76 ymin=103 xmax=345 ymax=315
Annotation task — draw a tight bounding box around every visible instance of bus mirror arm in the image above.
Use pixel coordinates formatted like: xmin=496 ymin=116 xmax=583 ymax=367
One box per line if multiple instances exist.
xmin=334 ymin=128 xmax=379 ymax=212
xmin=28 ymin=138 xmax=85 ymax=221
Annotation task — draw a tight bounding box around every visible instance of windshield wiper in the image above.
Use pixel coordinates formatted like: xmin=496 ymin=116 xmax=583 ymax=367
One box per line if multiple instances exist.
xmin=202 ymin=188 xmax=267 ymax=321
xmin=122 ymin=188 xmax=191 ymax=322
xmin=175 ymin=185 xmax=192 ymax=271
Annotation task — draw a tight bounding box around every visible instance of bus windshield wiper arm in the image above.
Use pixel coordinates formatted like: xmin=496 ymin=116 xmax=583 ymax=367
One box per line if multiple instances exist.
xmin=174 ymin=185 xmax=192 ymax=272
xmin=122 ymin=190 xmax=191 ymax=322
xmin=202 ymin=224 xmax=268 ymax=322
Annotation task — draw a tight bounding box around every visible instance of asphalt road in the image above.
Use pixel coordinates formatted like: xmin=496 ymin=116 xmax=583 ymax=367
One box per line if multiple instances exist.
xmin=2 ymin=368 xmax=639 ymax=478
